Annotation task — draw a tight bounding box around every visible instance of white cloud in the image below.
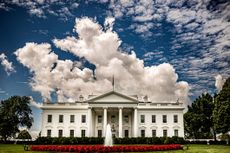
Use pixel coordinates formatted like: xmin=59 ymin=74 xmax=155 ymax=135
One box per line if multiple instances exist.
xmin=143 ymin=51 xmax=164 ymax=61
xmin=130 ymin=22 xmax=154 ymax=35
xmin=15 ymin=18 xmax=189 ymax=102
xmin=0 ymin=3 xmax=10 ymax=11
xmin=29 ymin=8 xmax=45 ymax=18
xmin=30 ymin=97 xmax=42 ymax=108
xmin=104 ymin=17 xmax=115 ymax=31
xmin=0 ymin=88 xmax=6 ymax=94
xmin=2 ymin=1 xmax=77 ymax=19
xmin=57 ymin=7 xmax=73 ymax=21
xmin=36 ymin=0 xmax=45 ymax=4
xmin=15 ymin=17 xmax=190 ymax=105
xmin=15 ymin=43 xmax=58 ymax=99
xmin=101 ymin=0 xmax=230 ymax=98
xmin=162 ymin=0 xmax=230 ymax=97
xmin=0 ymin=53 xmax=15 ymax=75
xmin=167 ymin=9 xmax=196 ymax=25
xmin=29 ymin=130 xmax=40 ymax=140
xmin=108 ymin=0 xmax=158 ymax=36
xmin=215 ymin=74 xmax=225 ymax=91
xmin=70 ymin=2 xmax=79 ymax=9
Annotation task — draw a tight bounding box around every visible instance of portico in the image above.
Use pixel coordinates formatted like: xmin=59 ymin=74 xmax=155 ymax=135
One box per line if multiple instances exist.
xmin=90 ymin=107 xmax=135 ymax=138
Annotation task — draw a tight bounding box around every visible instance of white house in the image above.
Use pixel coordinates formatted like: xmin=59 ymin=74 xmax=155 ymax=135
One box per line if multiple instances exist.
xmin=40 ymin=91 xmax=184 ymax=138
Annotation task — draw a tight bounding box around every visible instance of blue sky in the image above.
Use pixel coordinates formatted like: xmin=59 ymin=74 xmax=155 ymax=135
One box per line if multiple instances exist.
xmin=0 ymin=0 xmax=229 ymax=132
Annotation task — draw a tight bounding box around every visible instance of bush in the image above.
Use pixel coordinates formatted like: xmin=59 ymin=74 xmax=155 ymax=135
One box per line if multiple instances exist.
xmin=35 ymin=137 xmax=185 ymax=145
xmin=209 ymin=140 xmax=229 ymax=145
xmin=185 ymin=140 xmax=207 ymax=144
xmin=164 ymin=137 xmax=171 ymax=144
xmin=35 ymin=137 xmax=104 ymax=145
xmin=17 ymin=130 xmax=32 ymax=139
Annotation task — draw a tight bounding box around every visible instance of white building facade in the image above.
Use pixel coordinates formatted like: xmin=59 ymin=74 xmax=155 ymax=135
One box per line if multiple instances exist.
xmin=41 ymin=91 xmax=184 ymax=138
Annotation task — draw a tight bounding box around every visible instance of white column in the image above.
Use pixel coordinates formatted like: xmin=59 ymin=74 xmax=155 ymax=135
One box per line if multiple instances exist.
xmin=103 ymin=107 xmax=107 ymax=137
xmin=133 ymin=107 xmax=138 ymax=137
xmin=88 ymin=107 xmax=92 ymax=137
xmin=118 ymin=107 xmax=123 ymax=138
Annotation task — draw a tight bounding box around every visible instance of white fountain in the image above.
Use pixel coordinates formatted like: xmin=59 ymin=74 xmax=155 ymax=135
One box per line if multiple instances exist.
xmin=104 ymin=124 xmax=113 ymax=146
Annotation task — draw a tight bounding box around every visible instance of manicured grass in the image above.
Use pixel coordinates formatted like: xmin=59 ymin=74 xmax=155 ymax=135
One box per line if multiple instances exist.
xmin=0 ymin=144 xmax=48 ymax=153
xmin=157 ymin=144 xmax=230 ymax=153
xmin=0 ymin=144 xmax=229 ymax=153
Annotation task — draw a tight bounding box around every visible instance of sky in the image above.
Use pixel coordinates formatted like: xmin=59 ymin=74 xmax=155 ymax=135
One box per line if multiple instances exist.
xmin=0 ymin=0 xmax=229 ymax=134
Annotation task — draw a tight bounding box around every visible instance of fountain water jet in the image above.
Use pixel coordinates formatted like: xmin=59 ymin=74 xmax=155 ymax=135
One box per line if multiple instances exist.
xmin=104 ymin=124 xmax=113 ymax=146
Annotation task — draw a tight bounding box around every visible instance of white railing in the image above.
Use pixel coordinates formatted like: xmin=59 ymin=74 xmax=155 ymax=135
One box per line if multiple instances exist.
xmin=138 ymin=103 xmax=183 ymax=107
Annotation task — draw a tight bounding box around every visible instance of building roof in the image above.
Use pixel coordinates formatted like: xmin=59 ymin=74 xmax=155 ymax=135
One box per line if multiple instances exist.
xmin=86 ymin=90 xmax=140 ymax=103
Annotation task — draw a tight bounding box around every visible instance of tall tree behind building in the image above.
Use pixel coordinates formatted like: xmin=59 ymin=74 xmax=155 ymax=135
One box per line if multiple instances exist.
xmin=213 ymin=77 xmax=230 ymax=135
xmin=184 ymin=93 xmax=214 ymax=139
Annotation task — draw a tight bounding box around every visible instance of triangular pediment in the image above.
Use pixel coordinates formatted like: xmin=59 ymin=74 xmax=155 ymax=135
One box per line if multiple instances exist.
xmin=87 ymin=91 xmax=139 ymax=103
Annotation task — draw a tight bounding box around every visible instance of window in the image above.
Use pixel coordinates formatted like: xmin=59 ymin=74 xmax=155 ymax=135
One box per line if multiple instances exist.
xmin=111 ymin=115 xmax=115 ymax=123
xmin=70 ymin=130 xmax=74 ymax=137
xmin=140 ymin=115 xmax=145 ymax=123
xmin=152 ymin=130 xmax=156 ymax=137
xmin=174 ymin=129 xmax=178 ymax=137
xmin=58 ymin=129 xmax=63 ymax=137
xmin=98 ymin=115 xmax=102 ymax=123
xmin=125 ymin=130 xmax=129 ymax=138
xmin=59 ymin=115 xmax=63 ymax=123
xmin=163 ymin=115 xmax=167 ymax=123
xmin=70 ymin=115 xmax=75 ymax=123
xmin=174 ymin=115 xmax=178 ymax=123
xmin=47 ymin=115 xmax=52 ymax=123
xmin=124 ymin=115 xmax=129 ymax=123
xmin=163 ymin=130 xmax=167 ymax=137
xmin=98 ymin=130 xmax=102 ymax=137
xmin=141 ymin=130 xmax=145 ymax=137
xmin=152 ymin=115 xmax=156 ymax=123
xmin=81 ymin=115 xmax=86 ymax=123
xmin=47 ymin=130 xmax=51 ymax=137
xmin=81 ymin=130 xmax=86 ymax=137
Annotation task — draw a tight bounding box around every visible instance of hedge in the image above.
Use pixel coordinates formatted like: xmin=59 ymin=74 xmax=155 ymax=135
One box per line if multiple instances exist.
xmin=34 ymin=136 xmax=185 ymax=145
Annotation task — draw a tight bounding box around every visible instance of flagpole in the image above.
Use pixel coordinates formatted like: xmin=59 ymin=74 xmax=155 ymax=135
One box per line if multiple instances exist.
xmin=112 ymin=75 xmax=115 ymax=91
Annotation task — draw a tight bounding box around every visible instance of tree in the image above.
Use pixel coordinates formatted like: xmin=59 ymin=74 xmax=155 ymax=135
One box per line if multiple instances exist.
xmin=184 ymin=93 xmax=214 ymax=139
xmin=213 ymin=77 xmax=230 ymax=135
xmin=0 ymin=96 xmax=33 ymax=141
xmin=17 ymin=130 xmax=32 ymax=139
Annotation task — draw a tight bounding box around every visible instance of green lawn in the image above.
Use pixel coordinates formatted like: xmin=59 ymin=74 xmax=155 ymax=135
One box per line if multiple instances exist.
xmin=0 ymin=144 xmax=229 ymax=153
xmin=0 ymin=144 xmax=48 ymax=153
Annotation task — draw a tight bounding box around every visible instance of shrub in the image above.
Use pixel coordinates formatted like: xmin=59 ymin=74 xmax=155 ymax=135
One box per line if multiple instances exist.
xmin=34 ymin=137 xmax=184 ymax=145
xmin=17 ymin=130 xmax=32 ymax=139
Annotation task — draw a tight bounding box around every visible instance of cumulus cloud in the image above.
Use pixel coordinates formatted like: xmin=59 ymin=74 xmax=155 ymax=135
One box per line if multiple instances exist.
xmin=15 ymin=17 xmax=190 ymax=105
xmin=30 ymin=97 xmax=42 ymax=108
xmin=0 ymin=53 xmax=15 ymax=75
xmin=15 ymin=43 xmax=58 ymax=99
xmin=215 ymin=74 xmax=225 ymax=91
